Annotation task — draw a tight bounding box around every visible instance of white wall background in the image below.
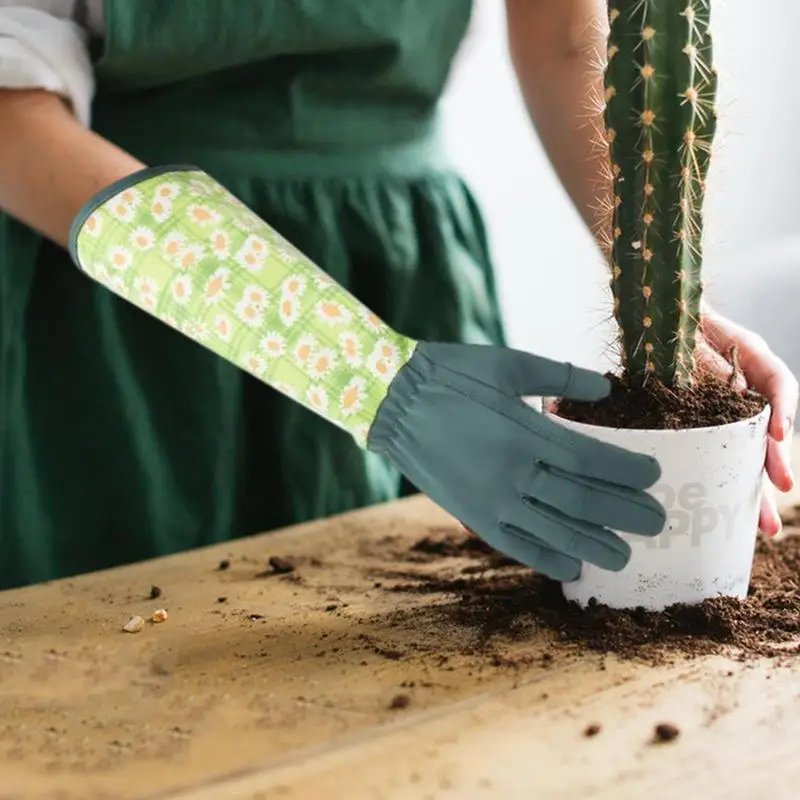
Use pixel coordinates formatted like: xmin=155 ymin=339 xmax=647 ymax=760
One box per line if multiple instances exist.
xmin=441 ymin=0 xmax=800 ymax=379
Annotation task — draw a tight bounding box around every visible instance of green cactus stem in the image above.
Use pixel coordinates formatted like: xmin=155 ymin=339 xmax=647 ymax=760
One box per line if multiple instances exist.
xmin=605 ymin=0 xmax=718 ymax=386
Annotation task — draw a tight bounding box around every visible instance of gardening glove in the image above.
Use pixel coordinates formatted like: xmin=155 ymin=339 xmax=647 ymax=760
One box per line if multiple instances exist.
xmin=70 ymin=166 xmax=666 ymax=582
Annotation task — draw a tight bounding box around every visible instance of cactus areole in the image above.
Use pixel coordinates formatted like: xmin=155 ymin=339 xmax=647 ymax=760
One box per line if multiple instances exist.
xmin=605 ymin=0 xmax=717 ymax=388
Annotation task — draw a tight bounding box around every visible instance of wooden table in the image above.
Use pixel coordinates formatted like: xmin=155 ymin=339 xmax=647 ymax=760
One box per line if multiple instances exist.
xmin=2 ymin=441 xmax=799 ymax=800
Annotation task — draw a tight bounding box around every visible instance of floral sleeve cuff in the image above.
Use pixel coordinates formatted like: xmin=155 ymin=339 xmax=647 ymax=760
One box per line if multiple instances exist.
xmin=69 ymin=166 xmax=417 ymax=447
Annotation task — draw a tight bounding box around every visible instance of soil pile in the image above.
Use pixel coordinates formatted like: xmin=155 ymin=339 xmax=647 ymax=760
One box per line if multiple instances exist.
xmin=379 ymin=528 xmax=800 ymax=665
xmin=556 ymin=372 xmax=766 ymax=430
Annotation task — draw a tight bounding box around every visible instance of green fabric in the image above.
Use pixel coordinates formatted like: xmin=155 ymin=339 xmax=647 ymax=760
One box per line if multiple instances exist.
xmin=369 ymin=343 xmax=666 ymax=582
xmin=71 ymin=167 xmax=418 ymax=447
xmin=0 ymin=0 xmax=506 ymax=590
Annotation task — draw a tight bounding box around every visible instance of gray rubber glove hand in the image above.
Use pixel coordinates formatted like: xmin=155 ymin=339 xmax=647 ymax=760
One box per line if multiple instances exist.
xmin=367 ymin=342 xmax=666 ymax=582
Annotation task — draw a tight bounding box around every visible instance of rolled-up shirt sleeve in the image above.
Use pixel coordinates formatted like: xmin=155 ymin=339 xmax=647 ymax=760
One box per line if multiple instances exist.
xmin=0 ymin=2 xmax=94 ymax=126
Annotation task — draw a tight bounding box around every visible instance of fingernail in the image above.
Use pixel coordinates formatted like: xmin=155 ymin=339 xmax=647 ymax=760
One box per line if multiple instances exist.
xmin=783 ymin=416 xmax=794 ymax=438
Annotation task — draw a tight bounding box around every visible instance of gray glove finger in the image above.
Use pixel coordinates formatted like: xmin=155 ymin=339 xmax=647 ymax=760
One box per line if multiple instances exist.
xmin=525 ymin=412 xmax=662 ymax=491
xmin=420 ymin=343 xmax=611 ymax=402
xmin=488 ymin=523 xmax=581 ymax=582
xmin=515 ymin=355 xmax=612 ymax=402
xmin=525 ymin=462 xmax=665 ymax=535
xmin=416 ymin=359 xmax=661 ymax=493
xmin=503 ymin=500 xmax=631 ymax=572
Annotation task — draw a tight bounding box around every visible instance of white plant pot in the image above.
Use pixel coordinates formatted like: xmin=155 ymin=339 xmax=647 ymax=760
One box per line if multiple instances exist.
xmin=547 ymin=403 xmax=771 ymax=611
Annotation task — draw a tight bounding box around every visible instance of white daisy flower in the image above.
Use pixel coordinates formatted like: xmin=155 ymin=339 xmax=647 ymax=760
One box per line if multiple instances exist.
xmin=162 ymin=232 xmax=186 ymax=262
xmin=359 ymin=306 xmax=384 ymax=332
xmin=170 ymin=275 xmax=193 ymax=305
xmin=175 ymin=244 xmax=206 ymax=272
xmin=210 ymin=229 xmax=231 ymax=259
xmin=118 ymin=187 xmax=143 ymax=209
xmin=91 ymin=263 xmax=109 ymax=283
xmin=213 ymin=314 xmax=234 ymax=342
xmin=108 ymin=246 xmax=133 ymax=272
xmin=241 ymin=351 xmax=266 ymax=377
xmin=312 ymin=271 xmax=335 ymax=290
xmin=306 ymin=385 xmax=328 ymax=413
xmin=109 ymin=197 xmax=135 ymax=223
xmin=83 ymin=212 xmax=103 ymax=237
xmin=235 ymin=245 xmax=265 ymax=273
xmin=307 ymin=348 xmax=336 ymax=380
xmin=135 ymin=276 xmax=158 ymax=299
xmin=339 ymin=331 xmax=362 ymax=367
xmin=316 ymin=300 xmax=352 ymax=326
xmin=142 ymin=293 xmax=157 ymax=310
xmin=281 ymin=274 xmax=306 ymax=298
xmin=108 ymin=274 xmax=129 ymax=297
xmin=182 ymin=321 xmax=209 ymax=341
xmin=366 ymin=350 xmax=395 ymax=383
xmin=278 ymin=295 xmax=300 ymax=327
xmin=276 ymin=245 xmax=300 ymax=265
xmin=243 ymin=234 xmax=270 ymax=258
xmin=340 ymin=377 xmax=366 ymax=418
xmin=234 ymin=298 xmax=263 ymax=328
xmin=187 ymin=204 xmax=221 ymax=226
xmin=150 ymin=197 xmax=172 ymax=223
xmin=293 ymin=334 xmax=317 ymax=365
xmin=155 ymin=181 xmax=181 ymax=201
xmin=241 ymin=285 xmax=268 ymax=307
xmin=372 ymin=338 xmax=399 ymax=366
xmin=203 ymin=268 xmax=231 ymax=305
xmin=129 ymin=226 xmax=155 ymax=251
xmin=260 ymin=332 xmax=286 ymax=358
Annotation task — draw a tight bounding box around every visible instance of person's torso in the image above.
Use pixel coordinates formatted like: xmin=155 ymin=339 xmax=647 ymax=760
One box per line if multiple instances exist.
xmin=90 ymin=0 xmax=474 ymax=169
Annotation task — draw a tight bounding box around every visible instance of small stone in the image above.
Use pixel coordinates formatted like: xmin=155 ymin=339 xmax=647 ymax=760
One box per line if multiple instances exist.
xmin=149 ymin=585 xmax=162 ymax=600
xmin=122 ymin=616 xmax=145 ymax=633
xmin=268 ymin=556 xmax=296 ymax=574
xmin=653 ymin=722 xmax=680 ymax=743
xmin=151 ymin=609 xmax=168 ymax=623
xmin=389 ymin=694 xmax=410 ymax=710
xmin=583 ymin=723 xmax=602 ymax=738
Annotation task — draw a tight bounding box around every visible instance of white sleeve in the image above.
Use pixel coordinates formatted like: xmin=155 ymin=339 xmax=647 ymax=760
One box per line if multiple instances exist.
xmin=0 ymin=3 xmax=95 ymax=126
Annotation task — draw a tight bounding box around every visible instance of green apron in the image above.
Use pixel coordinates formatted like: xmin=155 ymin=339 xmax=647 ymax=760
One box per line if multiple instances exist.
xmin=0 ymin=0 xmax=506 ymax=590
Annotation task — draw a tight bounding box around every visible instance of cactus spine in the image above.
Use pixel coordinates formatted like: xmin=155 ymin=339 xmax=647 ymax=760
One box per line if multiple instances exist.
xmin=605 ymin=1 xmax=717 ymax=386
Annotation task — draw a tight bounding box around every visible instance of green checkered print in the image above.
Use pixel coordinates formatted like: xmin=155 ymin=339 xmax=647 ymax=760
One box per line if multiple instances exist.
xmin=72 ymin=168 xmax=417 ymax=447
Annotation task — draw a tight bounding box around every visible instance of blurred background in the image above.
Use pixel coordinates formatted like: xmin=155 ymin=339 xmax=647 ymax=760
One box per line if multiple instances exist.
xmin=441 ymin=0 xmax=800 ymax=410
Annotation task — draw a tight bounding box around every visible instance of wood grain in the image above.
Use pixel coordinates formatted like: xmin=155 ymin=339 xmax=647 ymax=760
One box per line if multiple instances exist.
xmin=0 ymin=439 xmax=797 ymax=800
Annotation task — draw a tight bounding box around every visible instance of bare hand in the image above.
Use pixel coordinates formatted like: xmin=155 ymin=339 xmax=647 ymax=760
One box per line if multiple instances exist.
xmin=699 ymin=307 xmax=798 ymax=536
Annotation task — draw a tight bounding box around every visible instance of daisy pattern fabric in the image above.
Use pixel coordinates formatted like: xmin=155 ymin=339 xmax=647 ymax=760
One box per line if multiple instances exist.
xmin=69 ymin=166 xmax=418 ymax=447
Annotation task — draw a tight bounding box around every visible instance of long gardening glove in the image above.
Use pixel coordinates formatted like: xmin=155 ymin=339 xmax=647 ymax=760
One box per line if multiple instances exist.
xmin=70 ymin=166 xmax=666 ymax=582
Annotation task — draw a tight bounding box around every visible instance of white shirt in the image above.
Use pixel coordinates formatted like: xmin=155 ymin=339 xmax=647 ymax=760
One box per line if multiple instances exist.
xmin=0 ymin=0 xmax=104 ymax=125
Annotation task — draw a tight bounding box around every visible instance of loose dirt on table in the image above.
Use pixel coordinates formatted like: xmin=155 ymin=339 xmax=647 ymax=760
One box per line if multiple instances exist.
xmin=364 ymin=524 xmax=800 ymax=667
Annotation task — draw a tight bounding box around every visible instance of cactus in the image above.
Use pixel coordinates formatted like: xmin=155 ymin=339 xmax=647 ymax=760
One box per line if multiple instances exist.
xmin=604 ymin=0 xmax=717 ymax=386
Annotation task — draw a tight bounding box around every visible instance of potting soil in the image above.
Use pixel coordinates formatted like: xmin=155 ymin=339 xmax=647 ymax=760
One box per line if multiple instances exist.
xmin=556 ymin=371 xmax=766 ymax=430
xmin=377 ymin=528 xmax=800 ymax=666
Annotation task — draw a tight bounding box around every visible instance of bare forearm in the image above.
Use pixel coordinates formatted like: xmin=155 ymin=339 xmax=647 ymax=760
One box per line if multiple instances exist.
xmin=506 ymin=0 xmax=610 ymax=240
xmin=0 ymin=90 xmax=145 ymax=248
